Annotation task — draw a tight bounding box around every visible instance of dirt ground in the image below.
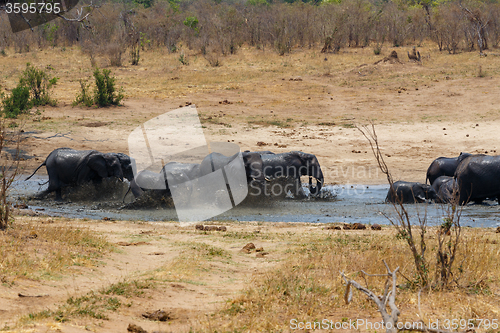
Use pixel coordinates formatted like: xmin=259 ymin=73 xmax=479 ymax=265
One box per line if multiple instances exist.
xmin=8 ymin=46 xmax=500 ymax=185
xmin=2 ymin=45 xmax=500 ymax=331
xmin=0 ymin=217 xmax=322 ymax=332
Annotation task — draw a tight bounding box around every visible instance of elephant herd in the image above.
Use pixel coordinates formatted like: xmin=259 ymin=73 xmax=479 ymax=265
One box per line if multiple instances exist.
xmin=387 ymin=152 xmax=500 ymax=205
xmin=25 ymin=147 xmax=325 ymax=204
xmin=27 ymin=147 xmax=499 ymax=208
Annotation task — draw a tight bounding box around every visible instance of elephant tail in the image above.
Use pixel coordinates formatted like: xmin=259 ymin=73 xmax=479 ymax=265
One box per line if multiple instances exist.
xmin=25 ymin=161 xmax=46 ymax=181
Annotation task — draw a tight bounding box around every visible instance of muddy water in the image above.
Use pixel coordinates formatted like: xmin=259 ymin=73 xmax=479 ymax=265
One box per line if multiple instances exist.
xmin=11 ymin=176 xmax=500 ymax=228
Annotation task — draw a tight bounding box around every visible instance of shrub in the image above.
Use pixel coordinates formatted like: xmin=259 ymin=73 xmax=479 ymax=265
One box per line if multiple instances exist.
xmin=73 ymin=68 xmax=124 ymax=108
xmin=93 ymin=68 xmax=124 ymax=107
xmin=19 ymin=63 xmax=58 ymax=107
xmin=2 ymin=85 xmax=32 ymax=118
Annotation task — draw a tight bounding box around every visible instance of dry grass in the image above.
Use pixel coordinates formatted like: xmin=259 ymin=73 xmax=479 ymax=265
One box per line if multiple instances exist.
xmin=196 ymin=227 xmax=500 ymax=332
xmin=0 ymin=217 xmax=113 ymax=281
xmin=2 ymin=43 xmax=500 ymax=129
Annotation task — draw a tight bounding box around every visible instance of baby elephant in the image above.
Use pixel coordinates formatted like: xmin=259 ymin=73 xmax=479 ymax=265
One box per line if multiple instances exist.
xmin=385 ymin=181 xmax=437 ymax=204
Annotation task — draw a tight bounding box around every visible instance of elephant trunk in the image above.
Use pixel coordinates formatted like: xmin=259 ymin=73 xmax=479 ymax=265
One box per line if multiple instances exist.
xmin=308 ymin=166 xmax=323 ymax=196
xmin=309 ymin=176 xmax=323 ymax=196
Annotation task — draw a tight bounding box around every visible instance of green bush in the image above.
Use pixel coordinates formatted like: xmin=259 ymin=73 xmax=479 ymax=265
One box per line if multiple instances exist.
xmin=93 ymin=68 xmax=124 ymax=107
xmin=19 ymin=63 xmax=58 ymax=107
xmin=2 ymin=85 xmax=32 ymax=118
xmin=73 ymin=68 xmax=124 ymax=108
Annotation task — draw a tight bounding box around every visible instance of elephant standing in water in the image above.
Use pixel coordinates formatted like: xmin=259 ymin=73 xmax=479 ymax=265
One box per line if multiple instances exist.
xmin=430 ymin=176 xmax=457 ymax=203
xmin=259 ymin=151 xmax=324 ymax=198
xmin=454 ymin=154 xmax=500 ymax=205
xmin=426 ymin=152 xmax=472 ymax=185
xmin=386 ymin=181 xmax=437 ymax=204
xmin=25 ymin=148 xmax=133 ymax=200
xmin=128 ymin=162 xmax=200 ymax=199
xmin=127 ymin=151 xmax=265 ymax=201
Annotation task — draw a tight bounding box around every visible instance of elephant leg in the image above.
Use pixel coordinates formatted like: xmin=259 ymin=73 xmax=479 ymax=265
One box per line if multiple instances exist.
xmin=292 ymin=178 xmax=307 ymax=199
xmin=55 ymin=189 xmax=63 ymax=201
xmin=42 ymin=169 xmax=64 ymax=200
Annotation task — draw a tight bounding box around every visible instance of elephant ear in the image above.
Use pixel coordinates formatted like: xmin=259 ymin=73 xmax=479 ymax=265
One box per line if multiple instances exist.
xmin=87 ymin=153 xmax=109 ymax=179
xmin=294 ymin=151 xmax=314 ymax=164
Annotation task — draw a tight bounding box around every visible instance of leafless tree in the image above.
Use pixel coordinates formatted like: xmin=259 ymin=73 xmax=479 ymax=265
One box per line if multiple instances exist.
xmin=0 ymin=118 xmax=22 ymax=230
xmin=460 ymin=3 xmax=489 ymax=54
xmin=357 ymin=123 xmax=463 ymax=290
xmin=341 ymin=260 xmax=473 ymax=333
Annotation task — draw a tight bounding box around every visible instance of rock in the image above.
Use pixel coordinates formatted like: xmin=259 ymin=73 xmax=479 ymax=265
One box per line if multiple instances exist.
xmin=371 ymin=224 xmax=382 ymax=231
xmin=256 ymin=252 xmax=269 ymax=258
xmin=352 ymin=223 xmax=366 ymax=230
xmin=325 ymin=225 xmax=342 ymax=230
xmin=196 ymin=225 xmax=227 ymax=231
xmin=142 ymin=309 xmax=171 ymax=321
xmin=127 ymin=323 xmax=148 ymax=333
xmin=241 ymin=243 xmax=256 ymax=253
xmin=255 ymin=247 xmax=264 ymax=252
xmin=204 ymin=226 xmax=218 ymax=231
xmin=257 ymin=141 xmax=268 ymax=146
xmin=496 ymin=226 xmax=500 ymax=233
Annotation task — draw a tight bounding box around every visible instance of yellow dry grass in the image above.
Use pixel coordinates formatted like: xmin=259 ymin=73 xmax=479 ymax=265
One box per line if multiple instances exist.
xmin=0 ymin=217 xmax=112 ymax=281
xmin=2 ymin=43 xmax=500 ymax=128
xmin=196 ymin=227 xmax=500 ymax=332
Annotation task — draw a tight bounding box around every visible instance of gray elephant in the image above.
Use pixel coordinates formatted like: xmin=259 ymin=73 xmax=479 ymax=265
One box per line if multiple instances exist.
xmin=200 ymin=151 xmax=266 ymax=183
xmin=258 ymin=151 xmax=324 ymax=198
xmin=128 ymin=162 xmax=200 ymax=199
xmin=107 ymin=152 xmax=134 ymax=183
xmin=431 ymin=176 xmax=457 ymax=204
xmin=25 ymin=148 xmax=130 ymax=200
xmin=127 ymin=151 xmax=265 ymax=201
xmin=386 ymin=181 xmax=437 ymax=204
xmin=431 ymin=175 xmax=453 ymax=193
xmin=426 ymin=152 xmax=472 ymax=185
xmin=454 ymin=154 xmax=500 ymax=205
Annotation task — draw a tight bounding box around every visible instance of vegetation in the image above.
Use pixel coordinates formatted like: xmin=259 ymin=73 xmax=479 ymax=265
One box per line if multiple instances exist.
xmin=1 ymin=0 xmax=499 ymax=65
xmin=19 ymin=63 xmax=58 ymax=107
xmin=0 ymin=221 xmax=112 ymax=277
xmin=1 ymin=85 xmax=32 ymax=119
xmin=73 ymin=68 xmax=124 ymax=107
xmin=1 ymin=63 xmax=57 ymax=118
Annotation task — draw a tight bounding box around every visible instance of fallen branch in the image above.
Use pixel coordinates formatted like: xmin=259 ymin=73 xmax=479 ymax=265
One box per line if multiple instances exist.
xmin=340 ymin=260 xmax=475 ymax=333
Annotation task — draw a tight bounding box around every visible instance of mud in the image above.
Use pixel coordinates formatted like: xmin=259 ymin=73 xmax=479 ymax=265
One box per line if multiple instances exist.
xmin=11 ymin=175 xmax=500 ymax=228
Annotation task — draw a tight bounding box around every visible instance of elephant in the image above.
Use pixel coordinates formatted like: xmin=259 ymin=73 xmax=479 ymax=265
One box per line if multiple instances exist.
xmin=127 ymin=162 xmax=200 ymax=199
xmin=25 ymin=148 xmax=128 ymax=200
xmin=107 ymin=152 xmax=134 ymax=183
xmin=454 ymin=154 xmax=500 ymax=205
xmin=258 ymin=151 xmax=324 ymax=198
xmin=432 ymin=176 xmax=457 ymax=204
xmin=127 ymin=151 xmax=265 ymax=201
xmin=431 ymin=175 xmax=454 ymax=194
xmin=385 ymin=181 xmax=437 ymax=204
xmin=426 ymin=152 xmax=472 ymax=185
xmin=199 ymin=151 xmax=266 ymax=183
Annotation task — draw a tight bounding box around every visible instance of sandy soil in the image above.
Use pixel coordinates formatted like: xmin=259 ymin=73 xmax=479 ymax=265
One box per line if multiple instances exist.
xmin=0 ymin=217 xmax=337 ymax=332
xmin=2 ymin=46 xmax=500 ymax=331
